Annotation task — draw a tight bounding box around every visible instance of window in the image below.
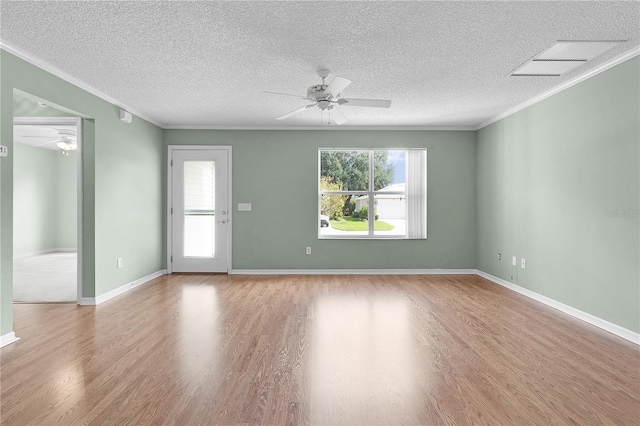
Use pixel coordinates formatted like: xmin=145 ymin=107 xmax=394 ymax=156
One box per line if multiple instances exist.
xmin=319 ymin=149 xmax=426 ymax=239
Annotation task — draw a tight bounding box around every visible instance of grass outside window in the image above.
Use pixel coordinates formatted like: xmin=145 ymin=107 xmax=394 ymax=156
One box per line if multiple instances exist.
xmin=330 ymin=216 xmax=394 ymax=231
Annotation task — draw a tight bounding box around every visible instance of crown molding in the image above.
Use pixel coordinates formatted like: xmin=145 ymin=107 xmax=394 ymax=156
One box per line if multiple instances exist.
xmin=3 ymin=40 xmax=638 ymax=133
xmin=1 ymin=41 xmax=165 ymax=128
xmin=475 ymin=46 xmax=640 ymax=131
xmin=163 ymin=125 xmax=475 ymax=131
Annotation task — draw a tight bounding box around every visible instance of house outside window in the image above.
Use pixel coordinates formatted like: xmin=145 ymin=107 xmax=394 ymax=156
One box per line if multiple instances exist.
xmin=318 ymin=149 xmax=427 ymax=239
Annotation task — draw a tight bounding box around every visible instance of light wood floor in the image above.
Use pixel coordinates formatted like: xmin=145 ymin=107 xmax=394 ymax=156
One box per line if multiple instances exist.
xmin=1 ymin=274 xmax=638 ymax=425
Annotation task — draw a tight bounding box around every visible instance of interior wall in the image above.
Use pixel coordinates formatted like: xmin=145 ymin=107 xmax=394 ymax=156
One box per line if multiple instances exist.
xmin=13 ymin=143 xmax=58 ymax=254
xmin=164 ymin=129 xmax=477 ymax=270
xmin=54 ymin=149 xmax=77 ymax=249
xmin=13 ymin=142 xmax=77 ymax=255
xmin=476 ymin=56 xmax=640 ymax=333
xmin=1 ymin=50 xmax=165 ymax=336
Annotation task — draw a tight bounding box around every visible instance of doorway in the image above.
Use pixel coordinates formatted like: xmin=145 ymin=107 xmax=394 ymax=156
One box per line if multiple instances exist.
xmin=13 ymin=117 xmax=83 ymax=302
xmin=168 ymin=146 xmax=231 ymax=273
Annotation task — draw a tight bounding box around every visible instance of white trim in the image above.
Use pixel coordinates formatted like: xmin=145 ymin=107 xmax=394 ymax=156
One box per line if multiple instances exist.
xmin=167 ymin=146 xmax=172 ymax=273
xmin=230 ymin=268 xmax=477 ymax=275
xmin=80 ymin=270 xmax=166 ymax=306
xmin=164 ymin=125 xmax=475 ymax=131
xmin=13 ymin=117 xmax=80 ymax=125
xmin=0 ymin=332 xmax=20 ymax=348
xmin=227 ymin=147 xmax=233 ymax=274
xmin=1 ymin=42 xmax=164 ymax=128
xmin=476 ymin=270 xmax=640 ymax=345
xmin=13 ymin=117 xmax=84 ymax=304
xmin=167 ymin=145 xmax=232 ymax=274
xmin=476 ymin=47 xmax=640 ymax=130
xmin=13 ymin=248 xmax=77 ymax=259
xmin=4 ymin=42 xmax=638 ymax=133
xmin=75 ymin=118 xmax=84 ymax=305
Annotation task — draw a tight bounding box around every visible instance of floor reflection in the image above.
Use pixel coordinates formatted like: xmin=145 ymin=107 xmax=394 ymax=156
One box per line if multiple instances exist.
xmin=309 ymin=292 xmax=417 ymax=424
xmin=178 ymin=285 xmax=221 ymax=385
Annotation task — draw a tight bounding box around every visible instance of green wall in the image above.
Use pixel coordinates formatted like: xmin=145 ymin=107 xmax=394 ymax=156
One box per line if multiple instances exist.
xmin=476 ymin=57 xmax=640 ymax=333
xmin=1 ymin=50 xmax=165 ymax=335
xmin=55 ymin=149 xmax=77 ymax=248
xmin=13 ymin=143 xmax=77 ymax=254
xmin=164 ymin=130 xmax=477 ymax=270
xmin=2 ymin=46 xmax=638 ymax=339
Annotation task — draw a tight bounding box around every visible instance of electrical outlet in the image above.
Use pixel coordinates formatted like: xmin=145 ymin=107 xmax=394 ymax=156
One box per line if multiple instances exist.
xmin=0 ymin=145 xmax=7 ymax=157
xmin=497 ymin=253 xmax=502 ymax=260
xmin=117 ymin=258 xmax=123 ymax=269
xmin=512 ymin=256 xmax=517 ymax=266
xmin=521 ymin=258 xmax=526 ymax=269
xmin=305 ymin=247 xmax=311 ymax=255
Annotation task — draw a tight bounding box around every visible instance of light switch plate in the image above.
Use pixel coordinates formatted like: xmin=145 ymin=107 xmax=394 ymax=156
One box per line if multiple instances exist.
xmin=238 ymin=203 xmax=252 ymax=211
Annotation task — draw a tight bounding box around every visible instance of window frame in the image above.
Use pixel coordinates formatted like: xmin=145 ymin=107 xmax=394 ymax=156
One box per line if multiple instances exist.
xmin=318 ymin=148 xmax=419 ymax=240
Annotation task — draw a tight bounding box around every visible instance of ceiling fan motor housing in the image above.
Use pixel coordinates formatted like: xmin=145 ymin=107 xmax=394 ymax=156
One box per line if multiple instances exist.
xmin=307 ymin=84 xmax=329 ymax=99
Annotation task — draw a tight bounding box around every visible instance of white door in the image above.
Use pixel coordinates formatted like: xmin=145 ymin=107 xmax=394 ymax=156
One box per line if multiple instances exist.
xmin=170 ymin=148 xmax=229 ymax=272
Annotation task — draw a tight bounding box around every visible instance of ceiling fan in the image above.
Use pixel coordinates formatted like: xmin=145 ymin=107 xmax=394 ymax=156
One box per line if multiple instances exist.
xmin=262 ymin=69 xmax=391 ymax=125
xmin=54 ymin=129 xmax=77 ymax=155
xmin=21 ymin=128 xmax=77 ymax=154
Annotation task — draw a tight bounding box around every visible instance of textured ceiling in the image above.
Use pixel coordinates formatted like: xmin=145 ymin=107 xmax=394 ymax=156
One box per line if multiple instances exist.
xmin=1 ymin=1 xmax=639 ymax=129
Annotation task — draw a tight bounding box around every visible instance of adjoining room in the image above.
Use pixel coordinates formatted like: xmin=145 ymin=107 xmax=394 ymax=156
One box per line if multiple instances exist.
xmin=13 ymin=117 xmax=79 ymax=303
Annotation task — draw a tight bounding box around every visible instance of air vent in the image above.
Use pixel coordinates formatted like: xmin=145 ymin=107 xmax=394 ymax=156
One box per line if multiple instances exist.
xmin=511 ymin=41 xmax=623 ymax=77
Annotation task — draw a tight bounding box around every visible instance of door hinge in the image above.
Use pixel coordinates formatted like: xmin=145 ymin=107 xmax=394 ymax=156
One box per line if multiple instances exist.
xmin=171 ymin=207 xmax=173 ymax=215
xmin=171 ymin=255 xmax=173 ymax=262
xmin=171 ymin=159 xmax=173 ymax=166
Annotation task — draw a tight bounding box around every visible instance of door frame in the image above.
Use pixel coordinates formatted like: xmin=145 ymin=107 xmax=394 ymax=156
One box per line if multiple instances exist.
xmin=167 ymin=145 xmax=232 ymax=274
xmin=13 ymin=116 xmax=84 ymax=303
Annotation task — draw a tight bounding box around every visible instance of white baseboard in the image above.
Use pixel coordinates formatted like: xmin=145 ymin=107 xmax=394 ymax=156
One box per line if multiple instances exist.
xmin=1 ymin=332 xmax=20 ymax=348
xmin=476 ymin=270 xmax=640 ymax=345
xmin=230 ymin=268 xmax=477 ymax=275
xmin=78 ymin=270 xmax=166 ymax=306
xmin=13 ymin=248 xmax=77 ymax=259
xmin=67 ymin=266 xmax=640 ymax=346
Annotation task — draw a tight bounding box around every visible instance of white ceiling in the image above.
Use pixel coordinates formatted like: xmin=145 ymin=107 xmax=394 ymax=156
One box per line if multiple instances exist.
xmin=14 ymin=125 xmax=77 ymax=150
xmin=1 ymin=1 xmax=639 ymax=129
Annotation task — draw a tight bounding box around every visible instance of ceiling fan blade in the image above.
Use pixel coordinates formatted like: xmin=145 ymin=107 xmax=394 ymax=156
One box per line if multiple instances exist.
xmin=338 ymin=98 xmax=391 ymax=108
xmin=34 ymin=140 xmax=60 ymax=147
xmin=330 ymin=107 xmax=348 ymax=125
xmin=325 ymin=76 xmax=352 ymax=98
xmin=275 ymin=104 xmax=315 ymax=120
xmin=261 ymin=91 xmax=308 ymax=100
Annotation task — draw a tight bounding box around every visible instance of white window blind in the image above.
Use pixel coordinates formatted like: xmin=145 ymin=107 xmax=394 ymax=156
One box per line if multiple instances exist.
xmin=407 ymin=149 xmax=427 ymax=239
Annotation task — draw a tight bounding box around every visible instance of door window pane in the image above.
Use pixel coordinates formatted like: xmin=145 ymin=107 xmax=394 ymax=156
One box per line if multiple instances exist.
xmin=184 ymin=161 xmax=215 ymax=257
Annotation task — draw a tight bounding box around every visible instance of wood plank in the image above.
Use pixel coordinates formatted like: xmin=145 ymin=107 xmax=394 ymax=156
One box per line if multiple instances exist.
xmin=1 ymin=274 xmax=638 ymax=425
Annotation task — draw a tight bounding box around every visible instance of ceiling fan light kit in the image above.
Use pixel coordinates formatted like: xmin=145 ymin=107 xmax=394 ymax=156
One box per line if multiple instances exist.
xmin=55 ymin=129 xmax=77 ymax=155
xmin=265 ymin=69 xmax=391 ymax=125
